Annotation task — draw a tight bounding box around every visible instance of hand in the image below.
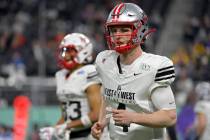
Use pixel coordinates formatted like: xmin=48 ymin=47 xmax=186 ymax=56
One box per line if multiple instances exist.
xmin=112 ymin=109 xmax=134 ymax=126
xmin=39 ymin=126 xmax=55 ymax=140
xmin=54 ymin=123 xmax=68 ymax=139
xmin=64 ymin=130 xmax=71 ymax=140
xmin=91 ymin=122 xmax=105 ymax=139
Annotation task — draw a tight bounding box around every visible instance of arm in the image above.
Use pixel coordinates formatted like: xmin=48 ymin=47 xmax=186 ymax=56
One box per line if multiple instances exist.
xmin=40 ymin=85 xmax=101 ymax=139
xmin=39 ymin=104 xmax=67 ymax=140
xmin=146 ymin=86 xmax=177 ymax=127
xmin=56 ymin=116 xmax=65 ymax=125
xmin=98 ymin=95 xmax=109 ymax=127
xmin=112 ymin=109 xmax=176 ymax=128
xmin=66 ymin=84 xmax=101 ymax=129
xmin=112 ymin=86 xmax=177 ymax=128
xmin=131 ymin=109 xmax=176 ymax=127
xmin=194 ymin=101 xmax=208 ymax=138
xmin=56 ymin=103 xmax=66 ymax=125
xmin=87 ymin=84 xmax=102 ymax=122
xmin=195 ymin=112 xmax=206 ymax=137
xmin=143 ymin=57 xmax=176 ymax=127
xmin=91 ymin=87 xmax=108 ymax=139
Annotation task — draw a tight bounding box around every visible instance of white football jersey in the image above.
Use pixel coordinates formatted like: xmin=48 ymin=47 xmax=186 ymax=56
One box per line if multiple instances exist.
xmin=95 ymin=50 xmax=176 ymax=140
xmin=194 ymin=101 xmax=210 ymax=140
xmin=56 ymin=64 xmax=100 ymax=131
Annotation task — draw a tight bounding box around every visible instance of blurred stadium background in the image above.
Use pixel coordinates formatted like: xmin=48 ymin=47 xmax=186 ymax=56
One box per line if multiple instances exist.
xmin=0 ymin=0 xmax=210 ymax=139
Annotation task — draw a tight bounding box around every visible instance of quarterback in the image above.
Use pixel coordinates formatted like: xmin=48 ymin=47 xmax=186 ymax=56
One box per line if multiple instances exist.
xmin=39 ymin=33 xmax=103 ymax=140
xmin=91 ymin=3 xmax=177 ymax=140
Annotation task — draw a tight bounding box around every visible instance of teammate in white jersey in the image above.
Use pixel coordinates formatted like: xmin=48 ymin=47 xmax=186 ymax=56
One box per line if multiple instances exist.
xmin=193 ymin=82 xmax=210 ymax=140
xmin=91 ymin=3 xmax=177 ymax=140
xmin=39 ymin=33 xmax=102 ymax=140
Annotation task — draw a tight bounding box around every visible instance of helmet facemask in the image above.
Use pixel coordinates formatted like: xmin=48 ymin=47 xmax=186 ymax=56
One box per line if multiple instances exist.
xmin=105 ymin=21 xmax=147 ymax=53
xmin=58 ymin=45 xmax=79 ymax=70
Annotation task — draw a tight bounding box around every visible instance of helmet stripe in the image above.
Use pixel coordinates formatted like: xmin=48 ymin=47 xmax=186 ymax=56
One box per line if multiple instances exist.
xmin=116 ymin=3 xmax=125 ymax=20
xmin=112 ymin=3 xmax=124 ymax=21
xmin=112 ymin=4 xmax=119 ymax=20
xmin=113 ymin=4 xmax=119 ymax=15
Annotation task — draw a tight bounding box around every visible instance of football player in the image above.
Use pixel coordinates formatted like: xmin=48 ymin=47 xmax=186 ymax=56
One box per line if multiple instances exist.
xmin=39 ymin=33 xmax=102 ymax=140
xmin=91 ymin=3 xmax=177 ymax=140
xmin=193 ymin=82 xmax=210 ymax=140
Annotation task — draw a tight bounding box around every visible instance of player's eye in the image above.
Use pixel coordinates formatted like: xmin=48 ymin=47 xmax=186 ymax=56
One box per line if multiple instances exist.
xmin=110 ymin=28 xmax=117 ymax=34
xmin=121 ymin=28 xmax=131 ymax=33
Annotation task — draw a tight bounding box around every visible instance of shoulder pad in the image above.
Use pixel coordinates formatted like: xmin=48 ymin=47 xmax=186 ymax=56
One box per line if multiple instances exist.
xmin=82 ymin=65 xmax=98 ymax=80
xmin=95 ymin=50 xmax=114 ymax=65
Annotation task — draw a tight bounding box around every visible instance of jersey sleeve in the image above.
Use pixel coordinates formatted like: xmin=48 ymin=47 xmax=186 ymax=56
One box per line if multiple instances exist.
xmin=95 ymin=51 xmax=106 ymax=74
xmin=82 ymin=65 xmax=101 ymax=91
xmin=55 ymin=69 xmax=68 ymax=94
xmin=194 ymin=101 xmax=207 ymax=114
xmin=94 ymin=50 xmax=111 ymax=80
xmin=95 ymin=54 xmax=101 ymax=76
xmin=149 ymin=57 xmax=175 ymax=93
xmin=151 ymin=86 xmax=176 ymax=110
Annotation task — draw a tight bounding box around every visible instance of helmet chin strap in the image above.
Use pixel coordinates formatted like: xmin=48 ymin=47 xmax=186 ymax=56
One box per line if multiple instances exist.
xmin=61 ymin=59 xmax=79 ymax=70
xmin=113 ymin=27 xmax=141 ymax=54
xmin=114 ymin=41 xmax=136 ymax=54
xmin=108 ymin=27 xmax=156 ymax=54
xmin=115 ymin=44 xmax=131 ymax=53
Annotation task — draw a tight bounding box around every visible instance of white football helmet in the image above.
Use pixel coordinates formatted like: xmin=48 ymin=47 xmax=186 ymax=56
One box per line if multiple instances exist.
xmin=195 ymin=81 xmax=210 ymax=101
xmin=58 ymin=33 xmax=93 ymax=69
xmin=105 ymin=3 xmax=155 ymax=53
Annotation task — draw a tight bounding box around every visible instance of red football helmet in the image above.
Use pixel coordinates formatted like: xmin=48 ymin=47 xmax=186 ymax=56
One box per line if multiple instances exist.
xmin=105 ymin=3 xmax=155 ymax=53
xmin=58 ymin=33 xmax=93 ymax=70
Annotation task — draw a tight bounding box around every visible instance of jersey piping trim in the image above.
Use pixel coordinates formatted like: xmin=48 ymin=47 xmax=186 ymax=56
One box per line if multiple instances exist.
xmin=87 ymin=73 xmax=98 ymax=79
xmin=117 ymin=56 xmax=123 ymax=74
xmin=155 ymin=69 xmax=175 ymax=78
xmin=155 ymin=75 xmax=175 ymax=81
xmin=157 ymin=66 xmax=174 ymax=72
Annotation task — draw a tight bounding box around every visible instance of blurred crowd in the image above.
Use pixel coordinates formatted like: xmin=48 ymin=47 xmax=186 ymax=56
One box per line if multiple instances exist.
xmin=0 ymin=0 xmax=172 ymax=139
xmin=172 ymin=0 xmax=210 ymax=108
xmin=0 ymin=0 xmax=171 ymax=78
xmin=0 ymin=124 xmax=12 ymax=140
xmin=0 ymin=0 xmax=210 ymax=140
xmin=171 ymin=0 xmax=210 ymax=139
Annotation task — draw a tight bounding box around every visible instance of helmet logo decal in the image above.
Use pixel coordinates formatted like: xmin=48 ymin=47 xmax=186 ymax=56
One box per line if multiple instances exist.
xmin=79 ymin=36 xmax=87 ymax=44
xmin=112 ymin=3 xmax=125 ymax=21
